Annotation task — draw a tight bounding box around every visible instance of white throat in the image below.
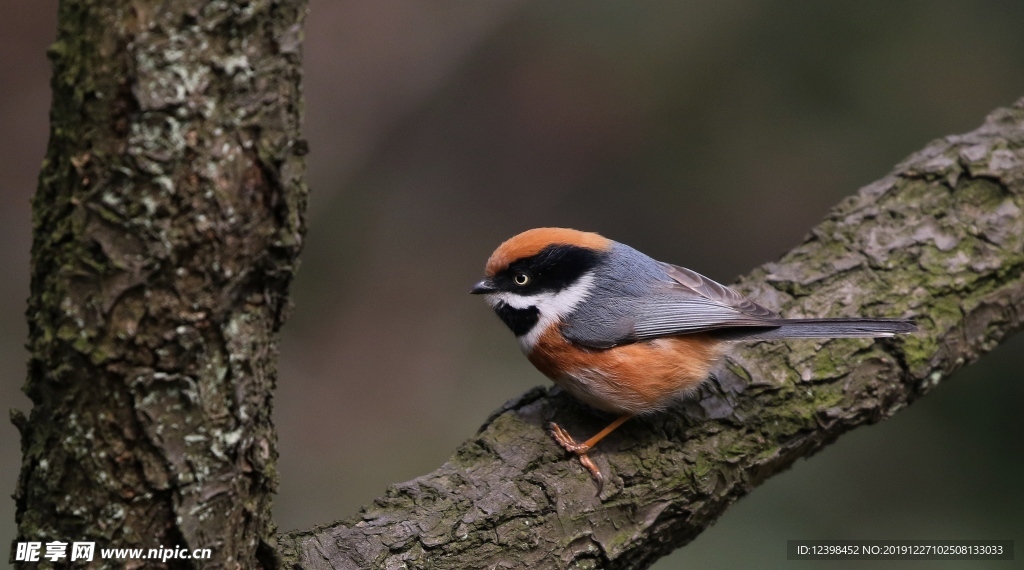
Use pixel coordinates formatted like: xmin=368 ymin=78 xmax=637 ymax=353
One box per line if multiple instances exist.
xmin=485 ymin=272 xmax=596 ymax=351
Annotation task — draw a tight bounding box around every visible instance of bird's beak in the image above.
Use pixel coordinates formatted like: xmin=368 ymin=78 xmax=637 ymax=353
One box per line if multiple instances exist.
xmin=470 ymin=279 xmax=496 ymax=294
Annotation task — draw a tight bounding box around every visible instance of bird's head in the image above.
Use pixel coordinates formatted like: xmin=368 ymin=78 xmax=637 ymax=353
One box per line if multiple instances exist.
xmin=471 ymin=228 xmax=611 ymax=345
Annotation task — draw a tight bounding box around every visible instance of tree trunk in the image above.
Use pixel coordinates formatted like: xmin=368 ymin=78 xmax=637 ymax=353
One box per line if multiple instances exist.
xmin=277 ymin=98 xmax=1024 ymax=569
xmin=14 ymin=1 xmax=308 ymax=568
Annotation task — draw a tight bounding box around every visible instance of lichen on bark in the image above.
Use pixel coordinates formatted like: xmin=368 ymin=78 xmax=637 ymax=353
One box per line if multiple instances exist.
xmin=277 ymin=99 xmax=1024 ymax=569
xmin=14 ymin=1 xmax=308 ymax=568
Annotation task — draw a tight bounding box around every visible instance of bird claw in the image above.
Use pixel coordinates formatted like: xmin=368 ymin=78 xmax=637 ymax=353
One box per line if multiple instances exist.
xmin=549 ymin=421 xmax=591 ymax=454
xmin=577 ymin=453 xmax=605 ymax=495
xmin=549 ymin=422 xmax=605 ymax=494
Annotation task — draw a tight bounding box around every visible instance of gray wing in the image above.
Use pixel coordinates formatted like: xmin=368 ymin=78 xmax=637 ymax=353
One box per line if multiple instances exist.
xmin=627 ymin=262 xmax=780 ymax=339
xmin=563 ymin=256 xmax=780 ymax=348
xmin=658 ymin=263 xmax=779 ymax=320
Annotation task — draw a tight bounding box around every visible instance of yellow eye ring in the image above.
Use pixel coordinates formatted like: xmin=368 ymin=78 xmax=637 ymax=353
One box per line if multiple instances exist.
xmin=514 ymin=272 xmax=529 ymax=286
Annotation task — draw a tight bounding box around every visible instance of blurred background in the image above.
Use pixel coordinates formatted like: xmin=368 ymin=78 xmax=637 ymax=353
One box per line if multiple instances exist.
xmin=3 ymin=1 xmax=1024 ymax=568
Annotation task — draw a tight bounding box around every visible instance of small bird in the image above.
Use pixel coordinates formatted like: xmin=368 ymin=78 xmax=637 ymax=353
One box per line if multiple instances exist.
xmin=471 ymin=228 xmax=915 ymax=491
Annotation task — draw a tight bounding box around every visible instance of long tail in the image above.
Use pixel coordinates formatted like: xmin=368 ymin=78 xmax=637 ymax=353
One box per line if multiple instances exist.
xmin=714 ymin=317 xmax=917 ymax=341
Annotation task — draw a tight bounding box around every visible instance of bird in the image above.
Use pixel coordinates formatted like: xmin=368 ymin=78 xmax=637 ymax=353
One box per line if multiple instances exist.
xmin=471 ymin=227 xmax=916 ymax=492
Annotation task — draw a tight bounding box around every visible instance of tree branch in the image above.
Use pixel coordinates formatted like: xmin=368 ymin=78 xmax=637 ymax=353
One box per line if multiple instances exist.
xmin=278 ymin=98 xmax=1024 ymax=569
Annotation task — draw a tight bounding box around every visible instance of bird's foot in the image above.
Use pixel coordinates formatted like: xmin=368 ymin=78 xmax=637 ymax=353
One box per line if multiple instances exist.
xmin=549 ymin=421 xmax=591 ymax=454
xmin=549 ymin=422 xmax=605 ymax=494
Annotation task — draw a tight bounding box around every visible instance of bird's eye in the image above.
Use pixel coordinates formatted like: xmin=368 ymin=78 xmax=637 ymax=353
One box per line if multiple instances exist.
xmin=513 ymin=272 xmax=530 ymax=286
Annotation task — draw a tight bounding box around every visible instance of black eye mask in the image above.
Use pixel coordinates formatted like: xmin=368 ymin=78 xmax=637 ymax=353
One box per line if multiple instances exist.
xmin=495 ymin=244 xmax=605 ymax=294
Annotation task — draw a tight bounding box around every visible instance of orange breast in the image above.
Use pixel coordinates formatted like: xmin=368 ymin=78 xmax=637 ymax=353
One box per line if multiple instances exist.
xmin=527 ymin=325 xmax=725 ymax=415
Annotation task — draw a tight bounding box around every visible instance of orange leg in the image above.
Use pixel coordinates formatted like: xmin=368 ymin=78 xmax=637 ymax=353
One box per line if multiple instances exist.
xmin=549 ymin=414 xmax=631 ymax=493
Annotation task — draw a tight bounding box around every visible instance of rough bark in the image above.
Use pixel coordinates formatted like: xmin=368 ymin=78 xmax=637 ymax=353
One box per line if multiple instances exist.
xmin=13 ymin=1 xmax=307 ymax=568
xmin=278 ymin=99 xmax=1024 ymax=569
